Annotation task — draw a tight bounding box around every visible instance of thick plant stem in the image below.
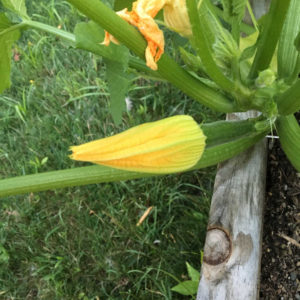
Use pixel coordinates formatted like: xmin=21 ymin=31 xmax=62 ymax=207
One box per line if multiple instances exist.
xmin=276 ymin=79 xmax=300 ymax=115
xmin=277 ymin=115 xmax=300 ymax=171
xmin=0 ymin=20 xmax=75 ymax=44
xmin=66 ymin=0 xmax=235 ymax=112
xmin=23 ymin=20 xmax=76 ymax=44
xmin=248 ymin=0 xmax=291 ymax=79
xmin=0 ymin=166 xmax=152 ymax=197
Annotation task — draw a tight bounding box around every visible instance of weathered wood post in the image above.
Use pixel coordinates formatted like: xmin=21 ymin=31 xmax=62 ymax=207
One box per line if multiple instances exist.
xmin=197 ymin=1 xmax=270 ymax=299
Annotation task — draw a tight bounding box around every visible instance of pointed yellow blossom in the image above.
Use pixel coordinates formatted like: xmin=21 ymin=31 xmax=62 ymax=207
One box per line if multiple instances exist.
xmin=70 ymin=115 xmax=206 ymax=174
xmin=163 ymin=0 xmax=192 ymax=37
xmin=103 ymin=0 xmax=191 ymax=70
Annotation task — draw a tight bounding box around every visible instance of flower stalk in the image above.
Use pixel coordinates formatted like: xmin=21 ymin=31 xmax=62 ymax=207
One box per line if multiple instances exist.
xmin=276 ymin=79 xmax=300 ymax=115
xmin=248 ymin=0 xmax=291 ymax=79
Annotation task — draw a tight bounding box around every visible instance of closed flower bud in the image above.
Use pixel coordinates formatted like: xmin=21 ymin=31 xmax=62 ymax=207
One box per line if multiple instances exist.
xmin=70 ymin=115 xmax=206 ymax=174
xmin=164 ymin=0 xmax=192 ymax=37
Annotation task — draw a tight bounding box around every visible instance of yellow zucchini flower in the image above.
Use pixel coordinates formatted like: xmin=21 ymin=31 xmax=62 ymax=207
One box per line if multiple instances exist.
xmin=70 ymin=115 xmax=206 ymax=174
xmin=163 ymin=0 xmax=192 ymax=37
xmin=103 ymin=0 xmax=191 ymax=70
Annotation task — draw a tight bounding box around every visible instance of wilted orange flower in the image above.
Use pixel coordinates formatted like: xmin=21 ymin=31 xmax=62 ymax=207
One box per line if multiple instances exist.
xmin=103 ymin=0 xmax=191 ymax=70
xmin=70 ymin=115 xmax=206 ymax=174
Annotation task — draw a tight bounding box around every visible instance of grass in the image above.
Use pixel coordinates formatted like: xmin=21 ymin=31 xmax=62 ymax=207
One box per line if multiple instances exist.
xmin=0 ymin=1 xmax=220 ymax=298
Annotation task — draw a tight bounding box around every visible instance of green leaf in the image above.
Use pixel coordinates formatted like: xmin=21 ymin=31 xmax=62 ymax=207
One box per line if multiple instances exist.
xmin=171 ymin=280 xmax=199 ymax=296
xmin=239 ymin=31 xmax=259 ymax=62
xmin=1 ymin=0 xmax=29 ymax=19
xmin=277 ymin=0 xmax=300 ymax=80
xmin=208 ymin=2 xmax=255 ymax=35
xmin=186 ymin=262 xmax=200 ymax=282
xmin=277 ymin=115 xmax=300 ymax=172
xmin=74 ymin=21 xmax=118 ymax=62
xmin=221 ymin=0 xmax=247 ymax=23
xmin=0 ymin=244 xmax=9 ymax=264
xmin=179 ymin=47 xmax=203 ymax=73
xmin=240 ymin=43 xmax=256 ymax=61
xmin=105 ymin=48 xmax=130 ymax=125
xmin=0 ymin=13 xmax=20 ymax=93
xmin=75 ymin=20 xmax=131 ymax=124
xmin=0 ymin=12 xmax=12 ymax=30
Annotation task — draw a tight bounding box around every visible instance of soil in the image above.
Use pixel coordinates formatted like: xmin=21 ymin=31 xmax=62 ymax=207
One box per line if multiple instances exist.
xmin=260 ymin=116 xmax=300 ymax=299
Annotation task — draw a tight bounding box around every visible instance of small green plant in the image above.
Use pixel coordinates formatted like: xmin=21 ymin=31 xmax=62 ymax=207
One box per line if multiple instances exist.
xmin=29 ymin=156 xmax=48 ymax=173
xmin=171 ymin=262 xmax=201 ymax=297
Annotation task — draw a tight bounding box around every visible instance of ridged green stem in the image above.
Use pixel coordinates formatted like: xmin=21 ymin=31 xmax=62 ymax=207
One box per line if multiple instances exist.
xmin=248 ymin=0 xmax=291 ymax=79
xmin=277 ymin=115 xmax=300 ymax=171
xmin=0 ymin=166 xmax=152 ymax=197
xmin=23 ymin=20 xmax=76 ymax=44
xmin=0 ymin=22 xmax=24 ymax=37
xmin=276 ymin=79 xmax=300 ymax=115
xmin=66 ymin=0 xmax=235 ymax=112
xmin=195 ymin=130 xmax=267 ymax=169
xmin=287 ymin=54 xmax=300 ymax=85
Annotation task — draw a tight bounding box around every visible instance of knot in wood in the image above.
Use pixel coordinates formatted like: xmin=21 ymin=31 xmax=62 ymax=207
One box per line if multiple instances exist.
xmin=203 ymin=228 xmax=231 ymax=265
